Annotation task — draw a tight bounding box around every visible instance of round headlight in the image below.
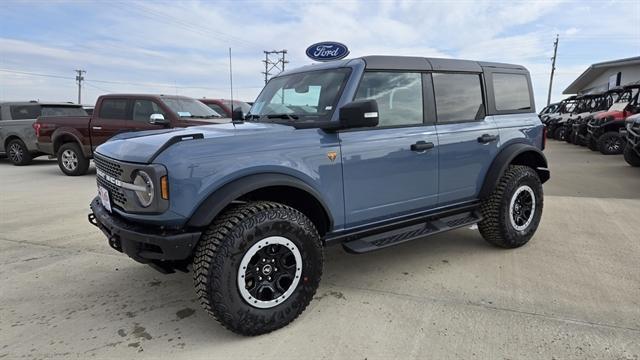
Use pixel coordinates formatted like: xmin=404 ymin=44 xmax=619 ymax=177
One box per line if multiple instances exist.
xmin=133 ymin=171 xmax=154 ymax=207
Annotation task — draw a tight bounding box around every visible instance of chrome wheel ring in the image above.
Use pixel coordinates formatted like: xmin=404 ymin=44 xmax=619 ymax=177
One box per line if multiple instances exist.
xmin=237 ymin=236 xmax=302 ymax=309
xmin=61 ymin=149 xmax=78 ymax=171
xmin=509 ymin=185 xmax=536 ymax=231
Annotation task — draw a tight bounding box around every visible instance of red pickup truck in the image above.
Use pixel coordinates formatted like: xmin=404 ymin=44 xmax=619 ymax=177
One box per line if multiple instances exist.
xmin=36 ymin=94 xmax=229 ymax=176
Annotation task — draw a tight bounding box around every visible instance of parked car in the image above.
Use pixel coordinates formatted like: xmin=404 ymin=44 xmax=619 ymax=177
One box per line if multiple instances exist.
xmin=35 ymin=94 xmax=228 ymax=176
xmin=546 ymin=96 xmax=577 ymax=138
xmin=0 ymin=101 xmax=87 ymax=165
xmin=563 ymin=93 xmax=608 ymax=144
xmin=572 ymin=88 xmax=623 ymax=146
xmin=88 ymin=56 xmax=549 ymax=335
xmin=199 ymin=98 xmax=251 ymax=118
xmin=538 ymin=102 xmax=560 ymax=123
xmin=586 ymin=81 xmax=640 ymax=154
xmin=622 ymin=113 xmax=640 ymax=166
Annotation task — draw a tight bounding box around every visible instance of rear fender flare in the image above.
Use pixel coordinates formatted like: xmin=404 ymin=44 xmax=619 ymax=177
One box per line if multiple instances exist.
xmin=479 ymin=143 xmax=549 ymax=199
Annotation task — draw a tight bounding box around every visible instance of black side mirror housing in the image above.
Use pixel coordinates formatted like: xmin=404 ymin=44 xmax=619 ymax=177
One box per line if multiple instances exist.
xmin=338 ymin=100 xmax=379 ymax=129
xmin=232 ymin=108 xmax=244 ymax=121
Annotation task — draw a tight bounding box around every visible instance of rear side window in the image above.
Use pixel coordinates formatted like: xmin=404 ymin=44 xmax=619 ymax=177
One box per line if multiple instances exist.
xmin=493 ymin=73 xmax=532 ymax=111
xmin=132 ymin=100 xmax=165 ymax=122
xmin=433 ymin=73 xmax=484 ymax=123
xmin=354 ymin=72 xmax=423 ymax=127
xmin=99 ymin=99 xmax=130 ymax=120
xmin=206 ymin=103 xmax=226 ymax=117
xmin=10 ymin=105 xmax=41 ymax=120
xmin=41 ymin=106 xmax=87 ymax=117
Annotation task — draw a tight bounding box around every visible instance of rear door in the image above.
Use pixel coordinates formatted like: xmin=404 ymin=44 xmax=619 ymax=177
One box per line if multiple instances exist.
xmin=432 ymin=72 xmax=499 ymax=205
xmin=339 ymin=71 xmax=439 ymax=227
xmin=90 ymin=98 xmax=131 ymax=148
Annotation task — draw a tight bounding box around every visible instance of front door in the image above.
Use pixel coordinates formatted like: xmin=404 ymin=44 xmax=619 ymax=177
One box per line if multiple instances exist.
xmin=431 ymin=72 xmax=499 ymax=205
xmin=339 ymin=71 xmax=438 ymax=227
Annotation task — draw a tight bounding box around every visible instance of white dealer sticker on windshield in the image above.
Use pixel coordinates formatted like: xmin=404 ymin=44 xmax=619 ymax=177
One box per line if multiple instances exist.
xmin=177 ymin=111 xmax=192 ymax=117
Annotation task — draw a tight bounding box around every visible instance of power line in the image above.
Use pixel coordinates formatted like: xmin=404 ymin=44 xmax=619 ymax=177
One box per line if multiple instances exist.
xmin=0 ymin=68 xmax=263 ymax=90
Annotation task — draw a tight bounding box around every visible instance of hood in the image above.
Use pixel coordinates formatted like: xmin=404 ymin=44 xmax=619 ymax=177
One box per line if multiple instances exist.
xmin=594 ymin=109 xmax=625 ymax=121
xmin=95 ymin=122 xmax=294 ymax=163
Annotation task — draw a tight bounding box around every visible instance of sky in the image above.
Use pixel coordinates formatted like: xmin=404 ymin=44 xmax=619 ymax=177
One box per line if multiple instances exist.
xmin=1 ymin=0 xmax=639 ymax=108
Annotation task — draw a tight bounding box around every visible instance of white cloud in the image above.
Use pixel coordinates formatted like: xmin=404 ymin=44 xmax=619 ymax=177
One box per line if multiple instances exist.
xmin=0 ymin=0 xmax=638 ymax=107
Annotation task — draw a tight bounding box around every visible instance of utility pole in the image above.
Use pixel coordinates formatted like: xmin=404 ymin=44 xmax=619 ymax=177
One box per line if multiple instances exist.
xmin=75 ymin=69 xmax=86 ymax=104
xmin=546 ymin=35 xmax=559 ymax=106
xmin=262 ymin=50 xmax=288 ymax=84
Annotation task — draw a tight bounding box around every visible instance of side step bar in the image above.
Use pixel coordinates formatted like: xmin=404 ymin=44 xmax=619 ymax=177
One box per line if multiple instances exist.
xmin=342 ymin=211 xmax=482 ymax=254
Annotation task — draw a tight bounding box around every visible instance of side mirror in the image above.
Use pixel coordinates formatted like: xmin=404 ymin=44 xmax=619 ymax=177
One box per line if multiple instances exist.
xmin=232 ymin=107 xmax=244 ymax=121
xmin=339 ymin=100 xmax=379 ymax=129
xmin=149 ymin=113 xmax=169 ymax=125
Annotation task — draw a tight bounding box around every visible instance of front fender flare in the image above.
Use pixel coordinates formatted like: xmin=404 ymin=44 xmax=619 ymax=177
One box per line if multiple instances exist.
xmin=479 ymin=143 xmax=549 ymax=199
xmin=186 ymin=173 xmax=333 ymax=229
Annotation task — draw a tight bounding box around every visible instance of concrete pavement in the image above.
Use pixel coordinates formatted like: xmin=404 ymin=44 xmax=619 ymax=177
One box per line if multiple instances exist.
xmin=1 ymin=140 xmax=639 ymax=359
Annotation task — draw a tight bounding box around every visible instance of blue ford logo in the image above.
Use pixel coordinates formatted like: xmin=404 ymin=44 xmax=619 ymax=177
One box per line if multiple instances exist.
xmin=305 ymin=42 xmax=350 ymax=62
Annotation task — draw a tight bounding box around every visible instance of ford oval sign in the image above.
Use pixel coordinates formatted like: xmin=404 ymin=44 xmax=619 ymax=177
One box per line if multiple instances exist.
xmin=306 ymin=42 xmax=350 ymax=62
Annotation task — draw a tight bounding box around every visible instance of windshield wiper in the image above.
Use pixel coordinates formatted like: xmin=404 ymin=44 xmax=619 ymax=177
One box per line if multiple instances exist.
xmin=267 ymin=113 xmax=299 ymax=120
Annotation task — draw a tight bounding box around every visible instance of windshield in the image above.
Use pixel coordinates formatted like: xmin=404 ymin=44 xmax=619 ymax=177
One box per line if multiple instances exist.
xmin=162 ymin=98 xmax=223 ymax=118
xmin=221 ymin=100 xmax=252 ymax=114
xmin=41 ymin=106 xmax=87 ymax=117
xmin=248 ymin=68 xmax=351 ymax=123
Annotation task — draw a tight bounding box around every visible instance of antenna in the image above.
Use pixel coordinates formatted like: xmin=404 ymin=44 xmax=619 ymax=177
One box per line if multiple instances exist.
xmin=229 ymin=47 xmax=234 ymax=114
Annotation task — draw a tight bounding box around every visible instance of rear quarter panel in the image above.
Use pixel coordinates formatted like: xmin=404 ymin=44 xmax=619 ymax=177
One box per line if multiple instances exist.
xmin=494 ymin=112 xmax=544 ymax=150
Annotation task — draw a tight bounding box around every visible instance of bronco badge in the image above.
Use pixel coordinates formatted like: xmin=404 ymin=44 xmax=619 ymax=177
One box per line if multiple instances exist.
xmin=327 ymin=151 xmax=337 ymax=161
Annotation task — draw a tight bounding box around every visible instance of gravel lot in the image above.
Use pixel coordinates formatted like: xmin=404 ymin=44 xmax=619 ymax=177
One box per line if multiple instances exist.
xmin=1 ymin=140 xmax=639 ymax=359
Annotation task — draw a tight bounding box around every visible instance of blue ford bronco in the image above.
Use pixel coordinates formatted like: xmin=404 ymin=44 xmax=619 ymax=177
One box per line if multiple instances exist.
xmin=88 ymin=56 xmax=549 ymax=335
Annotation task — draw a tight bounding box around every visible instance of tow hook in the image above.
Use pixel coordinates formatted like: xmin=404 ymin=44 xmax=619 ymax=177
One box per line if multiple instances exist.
xmin=87 ymin=213 xmax=99 ymax=228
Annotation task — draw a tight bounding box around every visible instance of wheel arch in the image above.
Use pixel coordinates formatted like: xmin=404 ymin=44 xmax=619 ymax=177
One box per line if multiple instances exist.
xmin=4 ymin=134 xmax=24 ymax=149
xmin=187 ymin=173 xmax=333 ymax=236
xmin=479 ymin=143 xmax=549 ymax=199
xmin=52 ymin=129 xmax=86 ymax=156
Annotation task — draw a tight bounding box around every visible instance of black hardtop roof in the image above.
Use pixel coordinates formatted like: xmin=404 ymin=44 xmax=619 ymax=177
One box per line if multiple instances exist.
xmin=0 ymin=101 xmax=82 ymax=106
xmin=279 ymin=55 xmax=528 ymax=76
xmin=361 ymin=55 xmax=527 ymax=72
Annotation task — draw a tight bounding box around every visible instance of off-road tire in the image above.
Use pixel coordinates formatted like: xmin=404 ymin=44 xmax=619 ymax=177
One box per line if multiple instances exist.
xmin=193 ymin=201 xmax=323 ymax=336
xmin=478 ymin=165 xmax=543 ymax=249
xmin=57 ymin=142 xmax=90 ymax=176
xmin=588 ymin=136 xmax=598 ymax=151
xmin=597 ymin=131 xmax=625 ymax=155
xmin=623 ymin=146 xmax=640 ymax=167
xmin=7 ymin=139 xmax=32 ymax=166
xmin=554 ymin=127 xmax=567 ymax=141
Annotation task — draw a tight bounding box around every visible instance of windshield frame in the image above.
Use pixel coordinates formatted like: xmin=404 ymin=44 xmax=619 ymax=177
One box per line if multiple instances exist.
xmin=248 ymin=67 xmax=353 ymax=127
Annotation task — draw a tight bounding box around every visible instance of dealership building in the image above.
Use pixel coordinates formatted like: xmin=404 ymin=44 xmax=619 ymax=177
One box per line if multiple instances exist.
xmin=563 ymin=56 xmax=640 ymax=95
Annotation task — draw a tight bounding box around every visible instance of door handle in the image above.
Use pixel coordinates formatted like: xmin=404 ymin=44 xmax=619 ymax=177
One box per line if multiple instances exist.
xmin=411 ymin=141 xmax=435 ymax=151
xmin=92 ymin=126 xmax=102 ymax=130
xmin=477 ymin=134 xmax=498 ymax=143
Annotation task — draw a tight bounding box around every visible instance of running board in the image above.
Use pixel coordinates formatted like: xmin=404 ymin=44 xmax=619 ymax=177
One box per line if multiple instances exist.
xmin=342 ymin=211 xmax=482 ymax=254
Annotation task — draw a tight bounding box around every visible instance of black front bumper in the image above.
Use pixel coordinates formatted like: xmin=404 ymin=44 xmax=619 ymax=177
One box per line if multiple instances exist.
xmin=89 ymin=197 xmax=201 ymax=263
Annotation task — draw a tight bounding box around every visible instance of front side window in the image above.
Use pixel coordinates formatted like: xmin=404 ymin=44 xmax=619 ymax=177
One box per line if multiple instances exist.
xmin=99 ymin=99 xmax=130 ymax=120
xmin=249 ymin=68 xmax=351 ymax=124
xmin=10 ymin=105 xmax=41 ymax=120
xmin=354 ymin=72 xmax=423 ymax=127
xmin=162 ymin=98 xmax=222 ymax=119
xmin=133 ymin=100 xmax=165 ymax=122
xmin=433 ymin=73 xmax=484 ymax=123
xmin=492 ymin=73 xmax=532 ymax=111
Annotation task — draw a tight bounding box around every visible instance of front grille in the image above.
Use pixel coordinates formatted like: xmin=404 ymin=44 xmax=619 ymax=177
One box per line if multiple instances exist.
xmin=94 ymin=155 xmax=123 ymax=179
xmin=94 ymin=155 xmax=127 ymax=208
xmin=97 ymin=176 xmax=127 ymax=207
